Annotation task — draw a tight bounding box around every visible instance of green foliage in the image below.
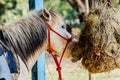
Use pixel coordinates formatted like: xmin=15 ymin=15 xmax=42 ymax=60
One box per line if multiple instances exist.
xmin=112 ymin=0 xmax=120 ymax=11
xmin=44 ymin=0 xmax=79 ymax=27
xmin=0 ymin=0 xmax=28 ymax=25
xmin=44 ymin=0 xmax=76 ymax=18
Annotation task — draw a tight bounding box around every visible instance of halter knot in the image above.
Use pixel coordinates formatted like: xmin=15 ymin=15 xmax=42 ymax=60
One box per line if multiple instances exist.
xmin=67 ymin=36 xmax=74 ymax=42
xmin=56 ymin=67 xmax=61 ymax=71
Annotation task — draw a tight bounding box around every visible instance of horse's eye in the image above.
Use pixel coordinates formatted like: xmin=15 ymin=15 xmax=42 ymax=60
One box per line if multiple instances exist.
xmin=61 ymin=25 xmax=66 ymax=29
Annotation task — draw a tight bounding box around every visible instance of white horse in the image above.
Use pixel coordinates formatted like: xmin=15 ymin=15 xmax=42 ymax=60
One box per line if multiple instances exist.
xmin=0 ymin=9 xmax=76 ymax=80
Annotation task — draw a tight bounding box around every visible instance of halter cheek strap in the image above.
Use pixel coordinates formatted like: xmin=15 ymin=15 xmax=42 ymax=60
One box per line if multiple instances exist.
xmin=47 ymin=24 xmax=73 ymax=80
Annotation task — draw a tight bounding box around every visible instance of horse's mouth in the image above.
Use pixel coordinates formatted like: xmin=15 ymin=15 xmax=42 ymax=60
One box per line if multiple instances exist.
xmin=71 ymin=57 xmax=81 ymax=62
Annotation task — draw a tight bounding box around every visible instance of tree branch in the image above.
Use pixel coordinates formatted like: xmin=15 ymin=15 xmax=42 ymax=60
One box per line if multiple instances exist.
xmin=75 ymin=0 xmax=85 ymax=12
xmin=85 ymin=0 xmax=89 ymax=16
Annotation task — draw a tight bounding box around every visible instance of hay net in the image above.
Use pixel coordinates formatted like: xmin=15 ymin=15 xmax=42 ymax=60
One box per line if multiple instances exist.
xmin=80 ymin=4 xmax=120 ymax=73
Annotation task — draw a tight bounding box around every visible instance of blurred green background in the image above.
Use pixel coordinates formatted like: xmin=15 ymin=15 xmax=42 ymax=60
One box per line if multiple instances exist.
xmin=0 ymin=0 xmax=28 ymax=25
xmin=0 ymin=0 xmax=78 ymax=25
xmin=0 ymin=0 xmax=120 ymax=26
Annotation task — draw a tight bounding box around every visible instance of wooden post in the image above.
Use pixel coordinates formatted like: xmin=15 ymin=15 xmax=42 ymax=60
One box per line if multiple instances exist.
xmin=29 ymin=0 xmax=46 ymax=80
xmin=37 ymin=52 xmax=46 ymax=80
xmin=89 ymin=73 xmax=95 ymax=80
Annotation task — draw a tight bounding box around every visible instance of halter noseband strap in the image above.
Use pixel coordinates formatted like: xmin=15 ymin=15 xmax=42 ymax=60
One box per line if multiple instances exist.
xmin=47 ymin=24 xmax=73 ymax=80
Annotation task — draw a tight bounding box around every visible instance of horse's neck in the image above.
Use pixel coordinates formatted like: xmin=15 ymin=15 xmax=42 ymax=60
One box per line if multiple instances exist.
xmin=26 ymin=41 xmax=47 ymax=70
xmin=17 ymin=40 xmax=47 ymax=80
xmin=4 ymin=31 xmax=48 ymax=71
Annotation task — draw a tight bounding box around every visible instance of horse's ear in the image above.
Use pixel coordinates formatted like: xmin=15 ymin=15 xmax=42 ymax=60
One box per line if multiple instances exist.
xmin=42 ymin=8 xmax=51 ymax=21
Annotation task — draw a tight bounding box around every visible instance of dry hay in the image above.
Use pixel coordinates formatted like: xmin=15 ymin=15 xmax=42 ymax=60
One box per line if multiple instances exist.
xmin=79 ymin=5 xmax=120 ymax=73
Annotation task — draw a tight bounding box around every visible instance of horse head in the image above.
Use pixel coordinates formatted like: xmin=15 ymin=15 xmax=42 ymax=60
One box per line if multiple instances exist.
xmin=41 ymin=9 xmax=77 ymax=59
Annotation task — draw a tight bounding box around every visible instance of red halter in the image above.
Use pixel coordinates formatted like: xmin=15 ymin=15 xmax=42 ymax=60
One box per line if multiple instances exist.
xmin=47 ymin=23 xmax=73 ymax=80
